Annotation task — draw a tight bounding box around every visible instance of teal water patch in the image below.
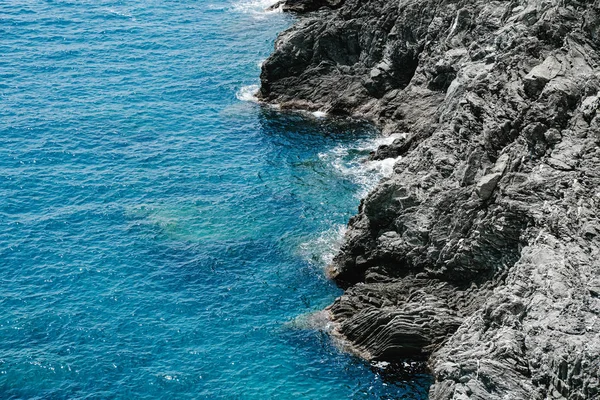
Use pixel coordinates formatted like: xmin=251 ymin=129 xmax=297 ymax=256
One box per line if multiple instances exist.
xmin=0 ymin=0 xmax=431 ymax=398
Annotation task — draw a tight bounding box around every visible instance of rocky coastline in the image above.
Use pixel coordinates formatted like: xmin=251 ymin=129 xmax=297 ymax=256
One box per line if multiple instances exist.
xmin=259 ymin=0 xmax=600 ymax=398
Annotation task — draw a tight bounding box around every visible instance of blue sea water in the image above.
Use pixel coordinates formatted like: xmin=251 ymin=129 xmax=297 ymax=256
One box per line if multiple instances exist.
xmin=0 ymin=1 xmax=431 ymax=398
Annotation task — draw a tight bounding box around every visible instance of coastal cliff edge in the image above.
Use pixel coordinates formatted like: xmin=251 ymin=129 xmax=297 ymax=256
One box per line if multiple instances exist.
xmin=260 ymin=1 xmax=600 ymax=398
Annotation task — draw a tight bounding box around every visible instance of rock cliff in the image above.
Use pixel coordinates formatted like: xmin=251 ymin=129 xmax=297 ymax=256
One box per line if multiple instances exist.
xmin=259 ymin=0 xmax=600 ymax=398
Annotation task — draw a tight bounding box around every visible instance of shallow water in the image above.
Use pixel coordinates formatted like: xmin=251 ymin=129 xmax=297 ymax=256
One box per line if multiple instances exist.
xmin=0 ymin=1 xmax=430 ymax=398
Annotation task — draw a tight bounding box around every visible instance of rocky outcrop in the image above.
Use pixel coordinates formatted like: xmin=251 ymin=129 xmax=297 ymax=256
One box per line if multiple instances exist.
xmin=260 ymin=0 xmax=600 ymax=399
xmin=267 ymin=0 xmax=344 ymax=13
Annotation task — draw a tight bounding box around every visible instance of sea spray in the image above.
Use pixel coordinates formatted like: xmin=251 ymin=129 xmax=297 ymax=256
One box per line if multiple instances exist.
xmin=236 ymin=84 xmax=260 ymax=102
xmin=320 ymin=133 xmax=403 ymax=198
xmin=298 ymin=134 xmax=402 ymax=272
xmin=231 ymin=0 xmax=283 ymax=14
xmin=298 ymin=223 xmax=347 ymax=269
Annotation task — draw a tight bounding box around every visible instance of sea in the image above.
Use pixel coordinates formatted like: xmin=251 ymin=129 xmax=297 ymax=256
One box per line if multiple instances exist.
xmin=0 ymin=0 xmax=431 ymax=398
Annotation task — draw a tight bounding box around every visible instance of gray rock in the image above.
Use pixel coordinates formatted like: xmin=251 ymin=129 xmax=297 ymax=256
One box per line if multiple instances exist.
xmin=260 ymin=0 xmax=600 ymax=398
xmin=267 ymin=0 xmax=344 ymax=13
xmin=476 ymin=173 xmax=502 ymax=200
xmin=544 ymin=128 xmax=563 ymax=144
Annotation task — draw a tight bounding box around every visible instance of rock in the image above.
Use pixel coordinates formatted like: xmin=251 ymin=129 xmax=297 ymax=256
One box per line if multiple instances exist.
xmin=546 ymin=157 xmax=574 ymax=171
xmin=368 ymin=136 xmax=411 ymax=161
xmin=581 ymin=94 xmax=599 ymax=122
xmin=260 ymin=0 xmax=600 ymax=398
xmin=267 ymin=0 xmax=344 ymax=12
xmin=476 ymin=172 xmax=502 ymax=200
xmin=544 ymin=128 xmax=562 ymax=144
xmin=523 ymin=55 xmax=565 ymax=98
xmin=491 ymin=153 xmax=510 ymax=175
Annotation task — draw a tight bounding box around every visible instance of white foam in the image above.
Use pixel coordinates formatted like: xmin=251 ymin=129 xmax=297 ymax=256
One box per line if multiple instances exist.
xmin=372 ymin=361 xmax=390 ymax=369
xmin=298 ymin=224 xmax=347 ymax=269
xmin=236 ymin=84 xmax=260 ymax=102
xmin=231 ymin=0 xmax=282 ymax=15
xmin=311 ymin=111 xmax=327 ymax=118
xmin=318 ymin=134 xmax=402 ymax=198
xmin=286 ymin=310 xmax=334 ymax=331
xmin=299 ymin=133 xmax=403 ymax=275
xmin=356 ymin=132 xmax=404 ymax=150
xmin=105 ymin=7 xmax=136 ymax=21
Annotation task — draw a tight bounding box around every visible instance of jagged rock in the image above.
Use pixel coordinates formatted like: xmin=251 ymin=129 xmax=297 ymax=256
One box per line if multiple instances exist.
xmin=260 ymin=0 xmax=600 ymax=398
xmin=475 ymin=173 xmax=502 ymax=200
xmin=368 ymin=136 xmax=411 ymax=161
xmin=523 ymin=54 xmax=565 ymax=98
xmin=267 ymin=0 xmax=344 ymax=13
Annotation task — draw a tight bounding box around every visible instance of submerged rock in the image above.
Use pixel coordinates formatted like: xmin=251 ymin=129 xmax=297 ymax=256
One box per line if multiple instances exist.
xmin=261 ymin=0 xmax=600 ymax=398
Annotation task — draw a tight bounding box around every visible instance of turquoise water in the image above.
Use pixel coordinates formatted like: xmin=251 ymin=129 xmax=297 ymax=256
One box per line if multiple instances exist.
xmin=0 ymin=1 xmax=430 ymax=398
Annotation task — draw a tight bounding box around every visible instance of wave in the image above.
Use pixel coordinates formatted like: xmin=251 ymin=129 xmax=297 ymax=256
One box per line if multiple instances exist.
xmin=231 ymin=0 xmax=282 ymax=15
xmin=285 ymin=309 xmax=333 ymax=331
xmin=236 ymin=84 xmax=260 ymax=102
xmin=236 ymin=84 xmax=283 ymax=109
xmin=104 ymin=7 xmax=136 ymax=20
xmin=299 ymin=134 xmax=401 ymax=271
xmin=235 ymin=82 xmax=330 ymax=117
xmin=320 ymin=133 xmax=403 ymax=198
xmin=298 ymin=224 xmax=347 ymax=269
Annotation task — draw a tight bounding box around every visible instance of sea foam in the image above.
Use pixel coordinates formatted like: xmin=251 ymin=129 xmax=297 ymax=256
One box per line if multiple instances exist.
xmin=320 ymin=133 xmax=403 ymax=198
xmin=236 ymin=84 xmax=260 ymax=102
xmin=300 ymin=134 xmax=402 ymax=270
xmin=231 ymin=0 xmax=282 ymax=14
xmin=298 ymin=224 xmax=347 ymax=269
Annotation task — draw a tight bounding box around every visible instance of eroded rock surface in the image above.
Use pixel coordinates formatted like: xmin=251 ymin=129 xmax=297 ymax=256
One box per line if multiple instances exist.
xmin=260 ymin=0 xmax=600 ymax=398
xmin=267 ymin=0 xmax=344 ymax=13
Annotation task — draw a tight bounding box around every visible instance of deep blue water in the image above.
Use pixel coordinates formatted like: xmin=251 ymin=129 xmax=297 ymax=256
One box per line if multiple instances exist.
xmin=0 ymin=1 xmax=430 ymax=398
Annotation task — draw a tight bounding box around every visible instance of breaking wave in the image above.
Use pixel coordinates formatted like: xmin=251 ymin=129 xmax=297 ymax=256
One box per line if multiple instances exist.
xmin=299 ymin=133 xmax=402 ymax=270
xmin=321 ymin=133 xmax=403 ymax=198
xmin=298 ymin=224 xmax=347 ymax=269
xmin=236 ymin=84 xmax=260 ymax=102
xmin=231 ymin=0 xmax=282 ymax=15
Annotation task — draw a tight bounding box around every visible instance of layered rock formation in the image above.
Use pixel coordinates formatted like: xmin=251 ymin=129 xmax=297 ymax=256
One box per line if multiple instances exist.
xmin=259 ymin=0 xmax=600 ymax=398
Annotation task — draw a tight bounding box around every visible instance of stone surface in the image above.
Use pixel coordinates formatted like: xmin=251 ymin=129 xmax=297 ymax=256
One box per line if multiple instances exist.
xmin=260 ymin=0 xmax=600 ymax=399
xmin=475 ymin=172 xmax=502 ymax=200
xmin=267 ymin=0 xmax=344 ymax=13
